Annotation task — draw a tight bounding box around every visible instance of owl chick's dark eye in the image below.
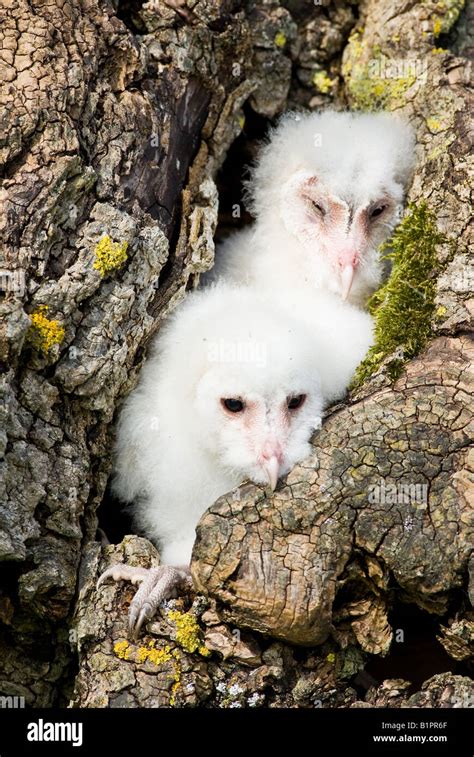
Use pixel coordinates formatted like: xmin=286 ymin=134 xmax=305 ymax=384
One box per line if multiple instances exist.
xmin=310 ymin=200 xmax=326 ymax=217
xmin=287 ymin=394 xmax=306 ymax=410
xmin=370 ymin=205 xmax=387 ymax=219
xmin=222 ymin=398 xmax=245 ymax=413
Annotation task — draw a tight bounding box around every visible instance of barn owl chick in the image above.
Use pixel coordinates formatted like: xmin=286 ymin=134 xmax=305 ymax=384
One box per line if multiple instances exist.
xmin=207 ymin=111 xmax=415 ymax=307
xmin=98 ymin=286 xmax=323 ymax=635
xmin=98 ymin=284 xmax=373 ymax=635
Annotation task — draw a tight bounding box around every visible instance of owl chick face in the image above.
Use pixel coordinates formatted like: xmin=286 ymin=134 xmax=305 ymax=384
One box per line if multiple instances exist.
xmin=195 ymin=364 xmax=322 ymax=490
xmin=279 ymin=170 xmax=404 ymax=300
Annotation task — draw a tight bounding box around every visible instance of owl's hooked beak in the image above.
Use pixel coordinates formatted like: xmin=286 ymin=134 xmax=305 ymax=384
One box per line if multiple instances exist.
xmin=333 ymin=242 xmax=360 ymax=301
xmin=261 ymin=455 xmax=280 ymax=491
xmin=340 ymin=264 xmax=355 ymax=300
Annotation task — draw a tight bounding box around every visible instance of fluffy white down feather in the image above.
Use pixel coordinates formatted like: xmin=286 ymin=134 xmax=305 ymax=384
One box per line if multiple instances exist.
xmin=205 ymin=110 xmax=415 ymax=307
xmin=112 ymin=284 xmax=373 ymax=567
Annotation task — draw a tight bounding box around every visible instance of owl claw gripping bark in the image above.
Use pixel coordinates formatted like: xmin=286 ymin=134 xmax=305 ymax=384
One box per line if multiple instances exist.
xmin=97 ymin=564 xmax=192 ymax=637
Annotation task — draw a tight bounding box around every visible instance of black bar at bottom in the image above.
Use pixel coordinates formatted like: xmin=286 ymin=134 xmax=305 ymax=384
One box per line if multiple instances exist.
xmin=0 ymin=707 xmax=471 ymax=756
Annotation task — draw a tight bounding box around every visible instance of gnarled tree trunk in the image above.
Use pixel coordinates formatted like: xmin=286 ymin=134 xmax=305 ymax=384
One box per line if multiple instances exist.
xmin=0 ymin=0 xmax=472 ymax=708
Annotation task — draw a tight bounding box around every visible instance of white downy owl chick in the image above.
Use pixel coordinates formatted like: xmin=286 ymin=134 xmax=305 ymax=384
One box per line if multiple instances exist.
xmin=206 ymin=110 xmax=415 ymax=307
xmin=98 ymin=283 xmax=373 ymax=635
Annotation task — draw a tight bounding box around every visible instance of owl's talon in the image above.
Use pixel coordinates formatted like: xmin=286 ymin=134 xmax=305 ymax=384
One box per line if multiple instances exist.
xmin=97 ymin=562 xmax=192 ymax=637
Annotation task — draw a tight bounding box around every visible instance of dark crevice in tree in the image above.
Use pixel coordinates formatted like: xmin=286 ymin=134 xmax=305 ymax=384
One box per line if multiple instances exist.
xmin=436 ymin=4 xmax=473 ymax=58
xmin=115 ymin=0 xmax=147 ymax=35
xmin=96 ymin=483 xmax=134 ymax=545
xmin=0 ymin=623 xmax=57 ymax=664
xmin=154 ymin=246 xmax=176 ymax=292
xmin=363 ymin=602 xmax=469 ymax=692
xmin=0 ymin=562 xmax=32 ymax=604
xmin=214 ymin=103 xmax=270 ymax=244
xmin=56 ymin=647 xmax=80 ymax=707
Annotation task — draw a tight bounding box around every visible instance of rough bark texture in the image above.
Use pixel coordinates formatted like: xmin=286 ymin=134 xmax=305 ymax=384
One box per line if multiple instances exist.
xmin=0 ymin=0 xmax=472 ymax=708
xmin=71 ymin=536 xmax=473 ymax=708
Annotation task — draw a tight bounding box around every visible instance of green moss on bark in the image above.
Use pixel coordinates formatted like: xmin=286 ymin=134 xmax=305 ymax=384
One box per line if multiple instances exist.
xmin=352 ymin=203 xmax=449 ymax=386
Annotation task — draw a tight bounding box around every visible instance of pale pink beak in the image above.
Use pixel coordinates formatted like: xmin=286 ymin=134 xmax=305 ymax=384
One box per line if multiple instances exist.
xmin=340 ymin=264 xmax=355 ymax=301
xmin=261 ymin=455 xmax=280 ymax=491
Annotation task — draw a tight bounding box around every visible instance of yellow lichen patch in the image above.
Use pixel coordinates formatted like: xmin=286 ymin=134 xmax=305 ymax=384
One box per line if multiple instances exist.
xmin=326 ymin=652 xmax=336 ymax=664
xmin=312 ymin=70 xmax=336 ymax=94
xmin=136 ymin=642 xmax=174 ymax=666
xmin=357 ymin=73 xmax=415 ymax=111
xmin=426 ymin=116 xmax=446 ymax=132
xmin=113 ymin=640 xmax=130 ymax=660
xmin=147 ymin=645 xmax=174 ymax=666
xmin=347 ymin=58 xmax=416 ymax=111
xmin=274 ymin=32 xmax=286 ymax=48
xmin=430 ymin=0 xmax=465 ymax=37
xmin=113 ymin=637 xmax=184 ymax=706
xmin=435 ymin=304 xmax=447 ymax=317
xmin=343 ymin=28 xmax=365 ymax=67
xmin=93 ymin=235 xmax=128 ymax=277
xmin=342 ymin=30 xmax=419 ymax=111
xmin=114 ymin=637 xmax=178 ymax=667
xmin=238 ymin=114 xmax=245 ymax=130
xmin=27 ymin=305 xmax=65 ymax=354
xmin=167 ymin=609 xmax=210 ymax=656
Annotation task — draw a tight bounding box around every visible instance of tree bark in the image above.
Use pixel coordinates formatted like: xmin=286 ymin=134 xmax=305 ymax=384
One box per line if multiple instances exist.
xmin=1 ymin=0 xmax=472 ymax=707
xmin=0 ymin=0 xmax=297 ymax=705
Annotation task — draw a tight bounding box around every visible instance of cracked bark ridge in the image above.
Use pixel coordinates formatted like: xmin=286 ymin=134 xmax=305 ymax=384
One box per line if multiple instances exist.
xmin=72 ymin=535 xmax=473 ymax=708
xmin=0 ymin=0 xmax=296 ymax=704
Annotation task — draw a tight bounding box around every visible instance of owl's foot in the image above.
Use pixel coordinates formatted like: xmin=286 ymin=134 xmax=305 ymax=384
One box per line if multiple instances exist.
xmin=97 ymin=563 xmax=192 ymax=637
